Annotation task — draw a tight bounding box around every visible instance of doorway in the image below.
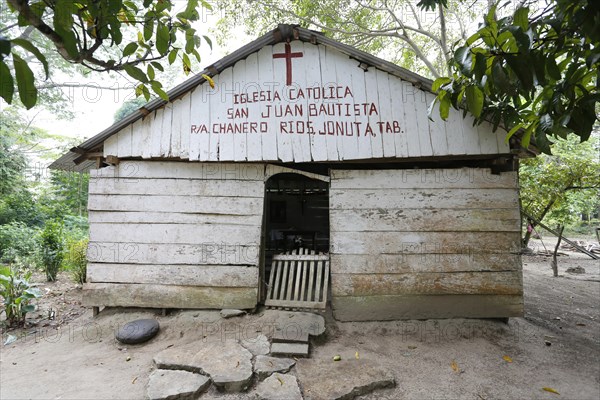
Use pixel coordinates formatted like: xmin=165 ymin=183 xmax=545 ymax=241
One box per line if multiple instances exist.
xmin=261 ymin=173 xmax=330 ymax=305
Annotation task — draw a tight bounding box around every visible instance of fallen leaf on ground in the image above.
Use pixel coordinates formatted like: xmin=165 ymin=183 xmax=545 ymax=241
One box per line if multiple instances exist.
xmin=333 ymin=355 xmax=341 ymax=361
xmin=542 ymin=387 xmax=560 ymax=395
xmin=355 ymin=351 xmax=359 ymax=359
xmin=502 ymin=355 xmax=513 ymax=363
xmin=277 ymin=376 xmax=284 ymax=386
xmin=451 ymin=360 xmax=459 ymax=372
xmin=131 ymin=377 xmax=137 ymax=384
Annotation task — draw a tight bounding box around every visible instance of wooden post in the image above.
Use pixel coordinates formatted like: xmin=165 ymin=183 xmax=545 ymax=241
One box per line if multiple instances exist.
xmin=551 ymin=225 xmax=564 ymax=277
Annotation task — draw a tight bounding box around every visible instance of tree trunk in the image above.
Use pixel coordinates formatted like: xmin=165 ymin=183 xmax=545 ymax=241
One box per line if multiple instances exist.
xmin=551 ymin=225 xmax=564 ymax=277
xmin=522 ymin=181 xmax=574 ymax=248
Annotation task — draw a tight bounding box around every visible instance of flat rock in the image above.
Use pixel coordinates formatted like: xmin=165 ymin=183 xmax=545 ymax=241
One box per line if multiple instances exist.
xmin=241 ymin=334 xmax=271 ymax=356
xmin=146 ymin=369 xmax=210 ymax=400
xmin=154 ymin=342 xmax=203 ymax=372
xmin=270 ymin=342 xmax=309 ymax=357
xmin=255 ymin=373 xmax=302 ymax=400
xmin=257 ymin=310 xmax=326 ymax=338
xmin=254 ymin=355 xmax=296 ymax=380
xmin=154 ymin=341 xmax=254 ymax=392
xmin=198 ymin=341 xmax=254 ymax=392
xmin=296 ymin=358 xmax=395 ymax=400
xmin=566 ymin=266 xmax=586 ymax=274
xmin=221 ymin=309 xmax=246 ymax=318
xmin=115 ymin=319 xmax=159 ymax=344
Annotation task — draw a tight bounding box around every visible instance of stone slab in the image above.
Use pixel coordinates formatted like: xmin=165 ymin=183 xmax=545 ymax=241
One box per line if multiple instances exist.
xmin=154 ymin=341 xmax=253 ymax=392
xmin=221 ymin=309 xmax=246 ymax=318
xmin=116 ymin=319 xmax=159 ymax=344
xmin=241 ymin=334 xmax=271 ymax=356
xmin=256 ymin=310 xmax=326 ymax=337
xmin=255 ymin=373 xmax=303 ymax=400
xmin=272 ymin=330 xmax=309 ymax=344
xmin=254 ymin=355 xmax=296 ymax=380
xmin=146 ymin=369 xmax=210 ymax=400
xmin=296 ymin=358 xmax=395 ymax=400
xmin=270 ymin=342 xmax=309 ymax=358
xmin=198 ymin=342 xmax=253 ymax=392
xmin=154 ymin=342 xmax=203 ymax=373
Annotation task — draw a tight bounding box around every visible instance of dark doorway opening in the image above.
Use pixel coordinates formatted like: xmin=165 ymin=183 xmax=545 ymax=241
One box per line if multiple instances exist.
xmin=260 ymin=173 xmax=330 ymax=303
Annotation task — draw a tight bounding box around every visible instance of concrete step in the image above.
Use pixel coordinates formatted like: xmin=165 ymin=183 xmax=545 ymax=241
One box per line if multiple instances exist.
xmin=272 ymin=330 xmax=309 ymax=344
xmin=270 ymin=342 xmax=310 ymax=358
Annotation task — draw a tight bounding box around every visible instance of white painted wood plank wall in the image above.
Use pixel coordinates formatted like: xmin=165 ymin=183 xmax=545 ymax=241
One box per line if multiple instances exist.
xmin=329 ymin=168 xmax=523 ymax=320
xmin=84 ymin=161 xmax=266 ymax=309
xmin=102 ymin=41 xmax=509 ymax=162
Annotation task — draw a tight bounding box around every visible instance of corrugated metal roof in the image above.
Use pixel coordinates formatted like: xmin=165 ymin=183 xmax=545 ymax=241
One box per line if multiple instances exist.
xmin=50 ymin=24 xmax=434 ymax=171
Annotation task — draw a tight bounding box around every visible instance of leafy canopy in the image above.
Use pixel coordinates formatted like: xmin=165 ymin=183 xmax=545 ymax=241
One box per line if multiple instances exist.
xmin=431 ymin=0 xmax=599 ymax=153
xmin=520 ymin=134 xmax=600 ymax=226
xmin=0 ymin=0 xmax=212 ymax=108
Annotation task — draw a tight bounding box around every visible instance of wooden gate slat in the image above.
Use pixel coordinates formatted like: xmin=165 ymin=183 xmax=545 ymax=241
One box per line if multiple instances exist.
xmin=265 ymin=247 xmax=329 ymax=309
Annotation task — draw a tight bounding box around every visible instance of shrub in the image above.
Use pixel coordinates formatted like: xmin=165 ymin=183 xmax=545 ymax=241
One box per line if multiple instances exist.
xmin=39 ymin=220 xmax=64 ymax=282
xmin=0 ymin=265 xmax=41 ymax=327
xmin=0 ymin=222 xmax=40 ymax=265
xmin=65 ymin=238 xmax=88 ymax=284
xmin=63 ymin=215 xmax=89 ymax=239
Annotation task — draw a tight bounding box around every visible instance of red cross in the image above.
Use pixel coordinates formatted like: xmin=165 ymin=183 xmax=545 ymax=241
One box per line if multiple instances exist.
xmin=273 ymin=43 xmax=303 ymax=86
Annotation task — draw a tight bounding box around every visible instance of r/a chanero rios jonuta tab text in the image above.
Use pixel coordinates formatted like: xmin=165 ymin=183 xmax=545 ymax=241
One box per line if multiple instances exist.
xmin=190 ymin=85 xmax=404 ymax=137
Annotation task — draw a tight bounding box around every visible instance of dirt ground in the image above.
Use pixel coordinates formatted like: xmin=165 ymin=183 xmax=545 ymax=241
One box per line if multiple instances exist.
xmin=1 ymin=237 xmax=599 ymax=400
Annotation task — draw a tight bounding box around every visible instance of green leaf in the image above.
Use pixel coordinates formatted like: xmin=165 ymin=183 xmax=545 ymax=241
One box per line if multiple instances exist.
xmin=465 ymin=85 xmax=484 ymax=118
xmin=485 ymin=4 xmax=498 ymax=27
xmin=505 ymin=123 xmax=524 ymax=143
xmin=122 ymin=42 xmax=138 ymax=57
xmin=466 ymin=32 xmax=480 ymax=46
xmin=546 ymin=57 xmax=561 ymax=81
xmin=505 ymin=55 xmax=534 ymax=92
xmin=53 ymin=0 xmax=75 ymax=31
xmin=507 ymin=26 xmax=531 ymax=52
xmin=473 ymin=53 xmax=487 ymax=84
xmin=0 ymin=61 xmax=14 ymax=103
xmin=143 ymin=17 xmax=154 ymax=41
xmin=168 ymin=49 xmax=178 ymax=64
xmin=11 ymin=39 xmax=49 ymax=79
xmin=0 ymin=38 xmax=10 ymax=58
xmin=203 ymin=35 xmax=213 ymax=50
xmin=151 ymin=80 xmax=169 ymax=101
xmin=12 ymin=53 xmax=37 ymax=109
xmin=182 ymin=53 xmax=191 ymax=75
xmin=432 ymin=77 xmax=451 ymax=92
xmin=454 ymin=46 xmax=472 ymax=75
xmin=151 ymin=61 xmax=164 ymax=72
xmin=191 ymin=49 xmax=201 ymax=63
xmin=123 ymin=64 xmax=148 ymax=83
xmin=534 ymin=126 xmax=552 ymax=154
xmin=513 ymin=7 xmax=529 ymax=30
xmin=147 ymin=64 xmax=155 ymax=80
xmin=521 ymin=123 xmax=535 ymax=149
xmin=156 ymin=22 xmax=170 ymax=55
xmin=439 ymin=92 xmax=451 ymax=120
xmin=585 ymin=52 xmax=600 ymax=68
